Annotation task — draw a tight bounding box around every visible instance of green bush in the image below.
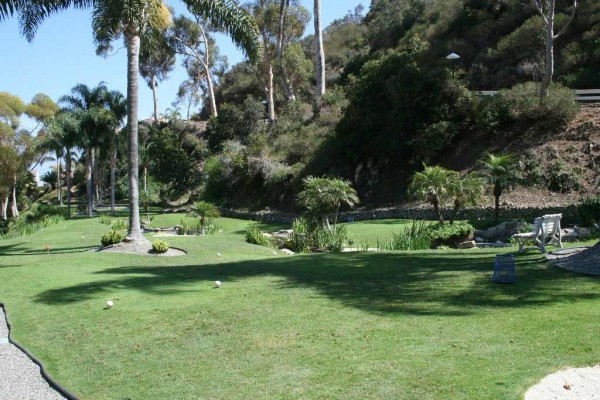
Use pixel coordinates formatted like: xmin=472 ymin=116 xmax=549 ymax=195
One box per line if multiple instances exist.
xmin=291 ymin=218 xmax=310 ymax=253
xmin=101 ymin=230 xmax=125 ymax=247
xmin=578 ymin=197 xmax=600 ymax=227
xmin=152 ymin=239 xmax=170 ymax=254
xmin=426 ymin=222 xmax=474 ymax=248
xmin=546 ymin=161 xmax=581 ymax=193
xmin=497 ymin=82 xmax=579 ymax=127
xmin=99 ymin=214 xmax=112 ymax=225
xmin=245 ymin=224 xmax=274 ymax=248
xmin=314 ymin=225 xmax=347 ymax=253
xmin=1 ymin=204 xmax=68 ymax=240
xmin=111 ymin=219 xmax=128 ymax=231
xmin=377 ymin=220 xmax=431 ymax=251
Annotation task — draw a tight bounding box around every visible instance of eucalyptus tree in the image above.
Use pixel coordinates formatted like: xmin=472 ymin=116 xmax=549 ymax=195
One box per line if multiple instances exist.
xmin=3 ymin=0 xmax=260 ymax=243
xmin=140 ymin=26 xmax=176 ymax=122
xmin=168 ymin=14 xmax=225 ymax=117
xmin=0 ymin=92 xmax=26 ymax=218
xmin=246 ymin=0 xmax=310 ymax=120
xmin=531 ymin=0 xmax=578 ymax=99
xmin=313 ymin=0 xmax=325 ymax=99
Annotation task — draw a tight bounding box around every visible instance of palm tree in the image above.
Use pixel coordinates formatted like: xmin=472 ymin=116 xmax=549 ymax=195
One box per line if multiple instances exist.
xmin=409 ymin=165 xmax=459 ymax=224
xmin=5 ymin=0 xmax=260 ymax=243
xmin=297 ymin=176 xmax=359 ymax=232
xmin=60 ymin=82 xmax=109 ymax=216
xmin=104 ymin=90 xmax=127 ymax=216
xmin=448 ymin=173 xmax=484 ymax=224
xmin=479 ymin=153 xmax=517 ymax=224
xmin=46 ymin=112 xmax=80 ymax=217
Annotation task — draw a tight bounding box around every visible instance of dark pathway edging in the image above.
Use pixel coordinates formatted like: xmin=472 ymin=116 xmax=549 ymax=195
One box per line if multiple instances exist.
xmin=0 ymin=302 xmax=79 ymax=400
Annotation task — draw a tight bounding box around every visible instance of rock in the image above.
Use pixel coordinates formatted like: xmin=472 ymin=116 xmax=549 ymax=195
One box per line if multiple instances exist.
xmin=475 ymin=237 xmax=485 ymax=243
xmin=458 ymin=240 xmax=477 ymax=249
xmin=476 ymin=221 xmax=528 ymax=243
xmin=280 ymin=249 xmax=295 ymax=255
xmin=575 ymin=226 xmax=592 ymax=240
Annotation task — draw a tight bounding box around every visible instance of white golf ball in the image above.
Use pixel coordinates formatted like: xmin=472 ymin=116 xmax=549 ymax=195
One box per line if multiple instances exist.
xmin=106 ymin=300 xmax=114 ymax=308
xmin=214 ymin=281 xmax=222 ymax=288
xmin=217 ymin=253 xmax=222 ymax=257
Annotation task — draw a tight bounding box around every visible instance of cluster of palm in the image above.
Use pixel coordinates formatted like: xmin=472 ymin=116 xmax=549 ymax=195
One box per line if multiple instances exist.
xmin=409 ymin=153 xmax=517 ymax=224
xmin=1 ymin=0 xmax=260 ymax=243
xmin=41 ymin=83 xmax=126 ymax=217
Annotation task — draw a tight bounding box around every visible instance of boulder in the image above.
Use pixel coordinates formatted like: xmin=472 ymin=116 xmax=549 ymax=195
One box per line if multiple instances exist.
xmin=474 ymin=220 xmax=528 ymax=243
xmin=458 ymin=240 xmax=477 ymax=249
xmin=575 ymin=226 xmax=592 ymax=240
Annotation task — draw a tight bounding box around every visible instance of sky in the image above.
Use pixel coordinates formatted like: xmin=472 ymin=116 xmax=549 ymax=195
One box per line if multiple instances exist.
xmin=0 ymin=0 xmax=366 ymax=131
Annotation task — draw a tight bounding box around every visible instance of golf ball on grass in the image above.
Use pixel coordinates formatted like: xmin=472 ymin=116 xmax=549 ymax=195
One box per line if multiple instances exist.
xmin=214 ymin=281 xmax=222 ymax=288
xmin=106 ymin=300 xmax=114 ymax=308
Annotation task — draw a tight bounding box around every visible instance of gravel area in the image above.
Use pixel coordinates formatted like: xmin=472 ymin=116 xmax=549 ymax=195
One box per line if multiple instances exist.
xmin=100 ymin=240 xmax=186 ymax=256
xmin=0 ymin=307 xmax=67 ymax=400
xmin=546 ymin=244 xmax=600 ymax=275
xmin=525 ymin=366 xmax=600 ymax=400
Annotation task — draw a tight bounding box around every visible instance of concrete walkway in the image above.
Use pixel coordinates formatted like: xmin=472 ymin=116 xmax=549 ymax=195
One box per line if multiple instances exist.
xmin=0 ymin=307 xmax=66 ymax=400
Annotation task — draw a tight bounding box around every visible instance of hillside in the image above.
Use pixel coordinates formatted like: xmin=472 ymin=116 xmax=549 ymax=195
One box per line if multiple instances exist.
xmin=441 ymin=104 xmax=600 ymax=208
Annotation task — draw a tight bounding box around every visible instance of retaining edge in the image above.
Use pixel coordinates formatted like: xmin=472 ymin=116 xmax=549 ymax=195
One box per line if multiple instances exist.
xmin=0 ymin=302 xmax=78 ymax=400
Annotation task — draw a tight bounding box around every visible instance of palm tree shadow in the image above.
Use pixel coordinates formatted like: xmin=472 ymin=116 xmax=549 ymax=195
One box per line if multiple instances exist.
xmin=34 ymin=251 xmax=600 ymax=315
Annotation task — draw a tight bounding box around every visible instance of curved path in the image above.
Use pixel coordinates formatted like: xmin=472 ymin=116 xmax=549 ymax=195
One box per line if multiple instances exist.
xmin=524 ymin=366 xmax=600 ymax=399
xmin=0 ymin=307 xmax=67 ymax=400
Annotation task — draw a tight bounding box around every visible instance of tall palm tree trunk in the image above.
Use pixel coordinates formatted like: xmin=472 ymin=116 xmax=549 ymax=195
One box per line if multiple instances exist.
xmin=125 ymin=34 xmax=145 ymax=242
xmin=151 ymin=76 xmax=159 ymax=122
xmin=93 ymin=147 xmax=100 ymax=205
xmin=56 ymin=156 xmax=62 ymax=205
xmin=111 ymin=142 xmax=117 ymax=216
xmin=86 ymin=147 xmax=93 ymax=217
xmin=66 ymin=151 xmax=72 ymax=218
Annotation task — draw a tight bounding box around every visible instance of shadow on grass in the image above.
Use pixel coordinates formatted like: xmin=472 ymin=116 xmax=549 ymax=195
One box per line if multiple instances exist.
xmin=34 ymin=251 xmax=600 ymax=316
xmin=1 ymin=245 xmax=95 ymax=256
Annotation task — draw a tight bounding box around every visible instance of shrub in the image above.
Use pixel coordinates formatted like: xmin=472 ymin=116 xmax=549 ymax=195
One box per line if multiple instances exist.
xmin=426 ymin=222 xmax=474 ymax=248
xmin=291 ymin=218 xmax=310 ymax=253
xmin=546 ymin=161 xmax=581 ymax=193
xmin=111 ymin=219 xmax=128 ymax=231
xmin=101 ymin=230 xmax=125 ymax=247
xmin=578 ymin=197 xmax=600 ymax=227
xmin=245 ymin=224 xmax=274 ymax=248
xmin=193 ymin=201 xmax=220 ymax=228
xmin=152 ymin=239 xmax=170 ymax=254
xmin=497 ymin=82 xmax=579 ymax=126
xmin=314 ymin=225 xmax=347 ymax=253
xmin=378 ymin=220 xmax=431 ymax=250
xmin=99 ymin=214 xmax=112 ymax=225
xmin=1 ymin=204 xmax=68 ymax=240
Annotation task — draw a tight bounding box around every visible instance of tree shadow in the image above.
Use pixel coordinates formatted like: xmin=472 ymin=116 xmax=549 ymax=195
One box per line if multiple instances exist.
xmin=34 ymin=251 xmax=600 ymax=316
xmin=1 ymin=245 xmax=96 ymax=256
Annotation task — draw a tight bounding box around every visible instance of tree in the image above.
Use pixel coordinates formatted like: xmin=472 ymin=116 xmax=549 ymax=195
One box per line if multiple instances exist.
xmin=246 ymin=0 xmax=310 ymax=120
xmin=313 ymin=0 xmax=325 ymax=99
xmin=169 ymin=14 xmax=226 ymax=117
xmin=60 ymin=82 xmax=110 ymax=217
xmin=297 ymin=176 xmax=359 ymax=232
xmin=408 ymin=165 xmax=459 ymax=224
xmin=46 ymin=112 xmax=80 ymax=217
xmin=479 ymin=153 xmax=517 ymax=224
xmin=140 ymin=26 xmax=176 ymax=122
xmin=8 ymin=0 xmax=260 ymax=244
xmin=104 ymin=90 xmax=127 ymax=216
xmin=192 ymin=200 xmax=220 ymax=230
xmin=531 ymin=0 xmax=577 ymax=99
xmin=448 ymin=173 xmax=484 ymax=224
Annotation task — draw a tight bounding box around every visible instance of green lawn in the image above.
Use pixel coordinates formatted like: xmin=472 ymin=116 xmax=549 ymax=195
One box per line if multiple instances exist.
xmin=0 ymin=215 xmax=599 ymax=399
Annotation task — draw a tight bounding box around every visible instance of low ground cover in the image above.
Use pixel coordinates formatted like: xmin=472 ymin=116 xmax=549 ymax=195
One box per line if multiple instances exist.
xmin=0 ymin=215 xmax=598 ymax=399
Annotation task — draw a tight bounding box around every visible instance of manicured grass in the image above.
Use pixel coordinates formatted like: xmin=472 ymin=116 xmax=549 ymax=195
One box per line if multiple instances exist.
xmin=0 ymin=215 xmax=599 ymax=399
xmin=343 ymin=219 xmax=426 ymax=245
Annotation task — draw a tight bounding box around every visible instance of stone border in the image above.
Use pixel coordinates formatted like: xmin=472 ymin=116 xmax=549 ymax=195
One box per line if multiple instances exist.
xmin=218 ymin=205 xmax=577 ymax=224
xmin=0 ymin=302 xmax=78 ymax=400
